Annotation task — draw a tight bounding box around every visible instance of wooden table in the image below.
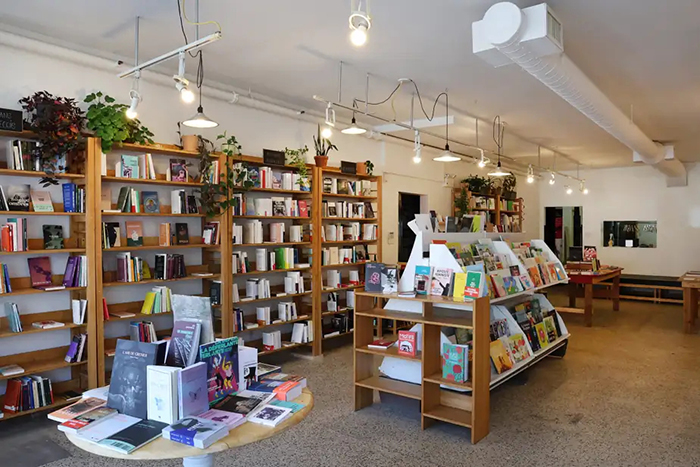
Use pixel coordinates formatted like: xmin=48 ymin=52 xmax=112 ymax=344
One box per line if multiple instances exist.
xmin=65 ymin=389 xmax=313 ymax=467
xmin=563 ymin=268 xmax=623 ymax=327
xmin=680 ymin=273 xmax=700 ymax=333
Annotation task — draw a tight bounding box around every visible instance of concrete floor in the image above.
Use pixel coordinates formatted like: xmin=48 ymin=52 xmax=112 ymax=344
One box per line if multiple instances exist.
xmin=2 ymin=294 xmax=700 ymax=467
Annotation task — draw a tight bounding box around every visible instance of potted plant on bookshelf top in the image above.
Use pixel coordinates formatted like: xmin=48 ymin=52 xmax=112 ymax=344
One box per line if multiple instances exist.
xmin=502 ymin=173 xmax=517 ymax=199
xmin=312 ymin=124 xmax=337 ymax=167
xmin=19 ymin=91 xmax=85 ymax=185
xmin=83 ymin=92 xmax=155 ymax=153
xmin=462 ymin=175 xmax=492 ymax=195
xmin=177 ymin=122 xmax=199 ymax=151
xmin=364 ymin=160 xmax=374 ymax=176
xmin=284 ymin=145 xmax=310 ymax=191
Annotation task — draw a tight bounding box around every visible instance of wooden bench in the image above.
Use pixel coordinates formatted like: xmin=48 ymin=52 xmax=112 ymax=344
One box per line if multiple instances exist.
xmin=593 ymin=275 xmax=683 ymax=305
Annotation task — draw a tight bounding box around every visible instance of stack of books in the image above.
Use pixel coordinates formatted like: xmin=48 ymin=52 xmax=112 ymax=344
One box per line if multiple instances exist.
xmin=3 ymin=376 xmax=54 ymax=414
xmin=115 ymin=154 xmax=157 ymax=180
xmin=140 ymin=286 xmax=174 ymax=314
xmin=115 ymin=253 xmax=149 ymax=282
xmin=0 ymin=218 xmax=27 ymax=251
xmin=129 ymin=321 xmax=158 ymax=343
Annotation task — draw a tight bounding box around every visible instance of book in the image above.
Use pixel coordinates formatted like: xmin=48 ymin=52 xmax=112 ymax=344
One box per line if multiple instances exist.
xmin=490 ymin=274 xmax=507 ymax=298
xmin=166 ymin=320 xmax=202 ymax=368
xmin=107 ymin=340 xmax=160 ymax=419
xmin=260 ymin=372 xmax=307 ymax=389
xmin=6 ymin=185 xmax=30 ymax=211
xmin=98 ymin=419 xmax=168 ymax=454
xmin=543 ymin=316 xmax=558 ymax=342
xmin=430 ymin=267 xmax=453 ymax=296
xmin=30 ymin=190 xmax=54 ymax=212
xmin=121 ymin=155 xmax=140 ymax=179
xmin=175 ymin=223 xmax=189 ymax=245
xmin=162 ymin=416 xmax=228 ymax=449
xmin=503 ymin=276 xmax=520 ymax=294
xmin=199 ymin=337 xmax=240 ymax=404
xmin=397 ymin=330 xmax=417 ymax=357
xmin=198 ymin=409 xmax=245 ymax=430
xmin=249 ymin=405 xmax=293 ymax=427
xmin=42 ymin=225 xmax=64 ymax=249
xmin=76 ymin=413 xmax=140 ymax=443
xmin=0 ymin=364 xmax=25 ymax=376
xmin=441 ymin=343 xmax=468 ymax=383
xmin=507 ymin=333 xmax=531 ymax=363
xmin=57 ymin=407 xmax=118 ymax=434
xmin=414 ymin=265 xmax=431 ymax=295
xmin=125 ymin=221 xmax=144 ymax=247
xmin=535 ymin=322 xmax=549 ymax=348
xmin=146 ymin=365 xmax=180 ymax=425
xmin=27 ymin=256 xmax=52 ymax=288
xmin=47 ymin=397 xmax=106 ymax=423
xmin=452 ymin=272 xmax=467 ymax=299
xmin=363 ymin=262 xmax=383 ymax=293
xmin=31 ymin=320 xmax=65 ymax=329
xmin=381 ymin=265 xmax=398 ymax=293
xmin=170 ymin=159 xmax=188 ymax=182
xmin=142 ymin=191 xmax=160 ymax=213
xmin=367 ymin=339 xmax=394 ymax=350
xmin=269 ymin=381 xmax=303 ymax=402
xmin=489 ymin=339 xmax=514 ymax=374
xmin=464 ymin=270 xmax=483 ymax=298
xmin=211 ymin=391 xmax=274 ymax=419
xmin=178 ymin=362 xmax=209 ymax=419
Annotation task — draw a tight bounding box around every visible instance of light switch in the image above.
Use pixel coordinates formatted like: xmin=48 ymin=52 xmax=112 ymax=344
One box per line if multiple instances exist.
xmin=387 ymin=232 xmax=395 ymax=244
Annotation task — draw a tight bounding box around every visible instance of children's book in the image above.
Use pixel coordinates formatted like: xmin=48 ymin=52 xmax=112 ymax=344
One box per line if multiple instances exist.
xmin=502 ymin=276 xmax=520 ymax=295
xmin=464 ymin=270 xmax=483 ymax=298
xmin=199 ymin=337 xmax=239 ymax=404
xmin=543 ymin=316 xmax=558 ymax=342
xmin=397 ymin=330 xmax=417 ymax=357
xmin=506 ymin=333 xmax=531 ymax=363
xmin=489 ymin=339 xmax=513 ymax=374
xmin=452 ymin=272 xmax=467 ymax=299
xmin=441 ymin=343 xmax=468 ymax=383
xmin=490 ymin=274 xmax=507 ymax=298
xmin=535 ymin=322 xmax=549 ymax=348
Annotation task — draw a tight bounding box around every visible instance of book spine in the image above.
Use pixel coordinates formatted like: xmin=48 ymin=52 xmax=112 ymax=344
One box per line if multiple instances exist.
xmin=62 ymin=256 xmax=77 ymax=287
xmin=62 ymin=184 xmax=74 ymax=213
xmin=168 ymin=431 xmax=195 ymax=446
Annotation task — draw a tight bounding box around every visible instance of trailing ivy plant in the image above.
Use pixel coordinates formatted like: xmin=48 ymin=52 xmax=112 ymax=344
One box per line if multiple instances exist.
xmin=19 ymin=91 xmax=85 ymax=186
xmin=84 ymin=92 xmax=154 ymax=153
xmin=285 ymin=145 xmax=310 ymax=190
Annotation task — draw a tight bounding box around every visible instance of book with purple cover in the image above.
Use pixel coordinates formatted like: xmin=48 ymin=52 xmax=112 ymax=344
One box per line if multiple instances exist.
xmin=62 ymin=256 xmax=78 ymax=287
xmin=27 ymin=256 xmax=52 ymax=288
xmin=198 ymin=408 xmax=245 ymax=429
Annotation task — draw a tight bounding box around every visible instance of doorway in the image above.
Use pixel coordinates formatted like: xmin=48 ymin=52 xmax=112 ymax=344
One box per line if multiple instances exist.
xmin=398 ymin=193 xmax=423 ymax=262
xmin=544 ymin=206 xmax=583 ymax=264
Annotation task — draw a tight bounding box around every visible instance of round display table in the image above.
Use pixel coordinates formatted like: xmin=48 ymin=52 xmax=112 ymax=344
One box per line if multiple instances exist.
xmin=65 ymin=388 xmax=314 ymax=467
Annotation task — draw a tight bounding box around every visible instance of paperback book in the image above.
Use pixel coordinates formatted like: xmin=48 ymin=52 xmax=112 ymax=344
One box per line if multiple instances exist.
xmin=199 ymin=337 xmax=240 ymax=404
xmin=107 ymin=340 xmax=160 ymax=419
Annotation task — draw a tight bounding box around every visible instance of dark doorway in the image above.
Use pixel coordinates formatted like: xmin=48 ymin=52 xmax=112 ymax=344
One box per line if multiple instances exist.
xmin=398 ymin=193 xmax=422 ymax=262
xmin=544 ymin=206 xmax=583 ymax=264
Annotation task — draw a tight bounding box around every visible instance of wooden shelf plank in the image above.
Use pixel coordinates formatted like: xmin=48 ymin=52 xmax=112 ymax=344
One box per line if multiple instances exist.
xmin=0 ymin=210 xmax=82 ymax=216
xmin=321 ymin=262 xmax=367 ymax=269
xmin=0 ymin=248 xmax=86 ymax=256
xmin=355 ymin=307 xmax=472 ymax=329
xmin=356 ymin=345 xmax=421 ymax=362
xmin=321 ymin=193 xmax=377 ymax=200
xmin=322 ymin=307 xmax=352 ymax=316
xmin=320 ymin=168 xmax=379 ymax=181
xmin=103 ymin=244 xmax=217 ymax=252
xmin=230 ymin=291 xmax=312 ymax=306
xmin=101 ymin=212 xmax=205 ymax=218
xmin=423 ymin=405 xmax=472 ymax=428
xmin=0 ymin=286 xmax=86 ymax=297
xmin=322 ymin=217 xmax=378 ymax=222
xmin=106 ymin=312 xmax=173 ymax=323
xmin=117 ymin=142 xmax=202 ymax=158
xmin=0 ymin=359 xmax=87 ymax=381
xmin=0 ymin=169 xmax=85 ymax=180
xmin=322 ymin=330 xmax=353 ymax=340
xmin=232 ymin=215 xmax=311 ymax=220
xmin=235 ymin=187 xmax=312 ymax=195
xmin=233 ymin=267 xmax=311 ymax=277
xmin=321 ymin=284 xmax=364 ymax=293
xmin=233 ymin=242 xmax=311 ymax=248
xmin=103 ymin=274 xmax=219 ymax=288
xmin=0 ymin=322 xmax=83 ymax=339
xmin=101 ymin=176 xmax=203 ymax=187
xmin=258 ymin=342 xmax=309 ymax=356
xmin=424 ymin=373 xmax=473 ymax=390
xmin=355 ymin=376 xmax=422 ymax=400
xmin=233 ymin=316 xmax=312 ymax=335
xmin=322 ymin=240 xmax=377 ymax=245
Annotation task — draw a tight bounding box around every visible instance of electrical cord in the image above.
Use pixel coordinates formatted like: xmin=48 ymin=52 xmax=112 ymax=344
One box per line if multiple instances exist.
xmin=353 ymin=79 xmax=448 ymax=125
xmin=493 ymin=115 xmax=504 ymax=156
xmin=176 ymin=0 xmax=202 ymax=59
xmin=180 ymin=0 xmax=222 ymax=33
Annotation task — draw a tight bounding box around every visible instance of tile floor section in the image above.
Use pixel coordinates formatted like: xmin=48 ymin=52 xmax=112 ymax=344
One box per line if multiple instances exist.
xmin=2 ymin=293 xmax=700 ymax=466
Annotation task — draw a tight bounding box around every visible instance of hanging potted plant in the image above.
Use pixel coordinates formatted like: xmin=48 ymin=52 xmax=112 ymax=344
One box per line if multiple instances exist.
xmin=284 ymin=146 xmax=310 ymax=191
xmin=19 ymin=91 xmax=85 ymax=184
xmin=312 ymin=124 xmax=337 ymax=167
xmin=83 ymin=91 xmax=155 ymax=153
xmin=502 ymin=173 xmax=517 ymax=199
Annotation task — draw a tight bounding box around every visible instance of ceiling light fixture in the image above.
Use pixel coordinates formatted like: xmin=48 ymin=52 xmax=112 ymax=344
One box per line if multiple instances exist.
xmin=349 ymin=0 xmax=371 ymax=47
xmin=549 ymin=172 xmax=556 ymax=185
xmin=580 ymin=180 xmax=589 ymax=194
xmin=433 ymin=92 xmax=460 ymax=162
xmin=565 ymin=185 xmax=573 ymax=195
xmin=341 ymin=114 xmax=367 ymax=135
xmin=125 ymin=89 xmax=140 ymax=119
xmin=413 ymin=130 xmax=422 ymax=163
xmin=321 ymin=127 xmax=333 ymax=138
xmin=488 ymin=116 xmax=508 ymax=176
xmin=182 ymin=53 xmax=218 ymax=128
xmin=527 ymin=164 xmax=535 ymax=183
xmin=174 ymin=52 xmax=195 ymax=103
xmin=488 ymin=161 xmax=510 ymax=177
xmin=477 ymin=151 xmax=489 ymax=168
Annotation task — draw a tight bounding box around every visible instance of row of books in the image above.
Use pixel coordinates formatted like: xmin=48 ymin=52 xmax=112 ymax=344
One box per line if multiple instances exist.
xmin=114 ymin=155 xmax=189 ymax=183
xmin=65 ymin=333 xmax=88 ymax=363
xmin=130 ymin=321 xmax=159 ymax=343
xmin=232 ymin=221 xmax=306 ymax=245
xmin=234 ymin=163 xmax=308 ymax=192
xmin=115 ymin=253 xmax=187 ymax=282
xmin=472 ymin=195 xmax=495 ymax=210
xmin=0 ymin=263 xmax=11 ymax=293
xmin=325 ymin=269 xmax=361 ymax=289
xmin=234 ymin=272 xmax=307 ymax=302
xmin=6 ymin=139 xmax=40 ymax=171
xmin=63 ymin=255 xmax=89 ymax=288
xmin=321 ymin=200 xmax=374 ymax=219
xmin=105 ymin=187 xmax=198 ymax=215
xmin=322 ymin=177 xmax=372 ymax=196
xmin=103 ymin=221 xmax=194 ymax=249
xmin=326 ymin=290 xmax=356 ymax=312
xmin=498 ymin=214 xmax=521 ymax=233
xmin=1 ymin=217 xmax=27 ymax=251
xmin=5 ymin=302 xmax=22 ymax=332
xmin=322 ymin=313 xmax=353 ymax=338
xmin=320 ymin=245 xmax=369 ymax=265
xmin=0 ymin=183 xmax=84 ymax=213
xmin=291 ymin=321 xmax=313 ymax=343
xmin=3 ymin=300 xmax=87 ymax=334
xmin=233 ymin=195 xmax=310 ymax=218
xmin=322 ymin=223 xmax=372 ymax=242
xmin=3 ymin=375 xmax=54 ymax=414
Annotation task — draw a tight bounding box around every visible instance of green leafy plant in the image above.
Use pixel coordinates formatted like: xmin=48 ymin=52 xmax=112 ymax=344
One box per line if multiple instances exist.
xmin=462 ymin=175 xmax=492 ymax=194
xmin=454 ymin=188 xmax=470 ymax=214
xmin=19 ymin=91 xmax=85 ymax=185
xmin=313 ymin=124 xmax=337 ymax=156
xmin=285 ymin=146 xmax=310 ymax=190
xmin=502 ymin=173 xmax=517 ymax=194
xmin=84 ymin=92 xmax=154 ymax=153
xmin=365 ymin=160 xmax=374 ymax=176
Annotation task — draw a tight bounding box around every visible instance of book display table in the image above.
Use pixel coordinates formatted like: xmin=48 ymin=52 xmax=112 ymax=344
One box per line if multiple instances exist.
xmin=64 ymin=389 xmax=313 ymax=467
xmin=680 ymin=273 xmax=700 ymax=333
xmin=562 ymin=267 xmax=623 ymax=327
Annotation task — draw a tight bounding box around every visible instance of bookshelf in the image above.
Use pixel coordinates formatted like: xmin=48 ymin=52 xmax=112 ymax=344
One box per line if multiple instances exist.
xmin=452 ymin=188 xmax=523 ymax=233
xmin=93 ymin=138 xmax=230 ymax=386
xmin=312 ymin=166 xmax=382 ymax=355
xmin=0 ymin=131 xmax=97 ymax=421
xmin=225 ymin=156 xmax=315 ymax=356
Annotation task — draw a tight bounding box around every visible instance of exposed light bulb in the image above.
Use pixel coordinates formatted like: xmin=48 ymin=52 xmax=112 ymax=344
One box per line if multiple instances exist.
xmin=478 ymin=159 xmax=487 ymax=168
xmin=180 ymin=87 xmax=195 ymax=103
xmin=350 ymin=25 xmax=368 ymax=46
xmin=527 ymin=164 xmax=535 ymax=183
xmin=321 ymin=126 xmax=333 ymax=139
xmin=549 ymin=172 xmax=556 ymax=185
xmin=476 ymin=151 xmax=489 ymax=168
xmin=341 ymin=117 xmax=367 ymax=135
xmin=579 ymin=180 xmax=589 ymax=195
xmin=527 ymin=174 xmax=534 ymax=183
xmin=126 ymin=89 xmax=140 ymax=120
xmin=349 ymin=2 xmax=371 ymax=47
xmin=566 ymin=186 xmax=573 ymax=195
xmin=583 ymin=188 xmax=589 ymax=195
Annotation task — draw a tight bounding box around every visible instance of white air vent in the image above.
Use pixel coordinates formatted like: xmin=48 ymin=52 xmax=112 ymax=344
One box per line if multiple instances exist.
xmin=546 ymin=10 xmax=563 ymax=48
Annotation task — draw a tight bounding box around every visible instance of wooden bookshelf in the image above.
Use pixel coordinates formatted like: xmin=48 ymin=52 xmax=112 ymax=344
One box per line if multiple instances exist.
xmin=354 ymin=292 xmax=491 ymax=444
xmin=451 ymin=187 xmax=523 ymax=233
xmin=101 ymin=176 xmax=203 ymax=188
xmin=313 ymin=166 xmax=382 ymax=356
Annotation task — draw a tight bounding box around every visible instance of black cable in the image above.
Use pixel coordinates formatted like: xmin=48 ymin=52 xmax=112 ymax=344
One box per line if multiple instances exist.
xmin=176 ymin=0 xmax=202 ymax=59
xmin=353 ymin=83 xmax=401 ymax=107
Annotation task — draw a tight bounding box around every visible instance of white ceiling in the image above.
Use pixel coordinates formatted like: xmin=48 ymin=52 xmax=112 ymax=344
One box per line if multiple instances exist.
xmin=2 ymin=0 xmax=699 ymax=170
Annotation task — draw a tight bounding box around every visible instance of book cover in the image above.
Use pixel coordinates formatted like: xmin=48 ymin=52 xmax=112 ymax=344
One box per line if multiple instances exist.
xmin=107 ymin=340 xmax=159 ymax=419
xmin=198 ymin=409 xmax=245 ymax=429
xmin=43 ymin=225 xmax=64 ymax=250
xmin=142 ymin=191 xmax=160 ymax=213
xmin=507 ymin=333 xmax=531 ymax=363
xmin=178 ymin=362 xmax=208 ymax=419
xmin=76 ymin=413 xmax=140 ymax=443
xmin=367 ymin=338 xmax=394 ymax=349
xmin=518 ymin=274 xmax=534 ymax=290
xmin=249 ymin=405 xmax=292 ymax=427
xmin=100 ymin=187 xmax=112 ymax=211
xmin=381 ymin=265 xmax=398 ymax=293
xmin=6 ymin=185 xmax=30 ymax=211
xmin=503 ymin=276 xmax=520 ymax=294
xmin=47 ymin=397 xmax=106 ymax=422
xmin=170 ymin=159 xmax=188 ymax=182
xmin=430 ymin=267 xmax=453 ymax=296
xmin=441 ymin=343 xmax=467 ymax=383
xmin=125 ymin=221 xmax=144 ymax=247
xmin=121 ymin=155 xmax=140 ymax=179
xmin=162 ymin=417 xmax=228 ymax=449
xmin=104 ymin=222 xmax=121 ymax=248
xmin=98 ymin=419 xmax=168 ymax=454
xmin=363 ymin=263 xmax=383 ymax=293
xmin=27 ymin=256 xmax=52 ymax=288
xmin=535 ymin=322 xmax=549 ymax=348
xmin=146 ymin=366 xmax=179 ymax=424
xmin=490 ymin=274 xmax=507 ymax=298
xmin=414 ymin=265 xmax=431 ymax=295
xmin=175 ymin=223 xmax=189 ymax=245
xmin=211 ymin=391 xmax=271 ymax=417
xmin=30 ymin=190 xmax=54 ymax=212
xmin=452 ymin=272 xmax=467 ymax=299
xmin=58 ymin=407 xmax=118 ymax=434
xmin=199 ymin=337 xmax=239 ymax=404
xmin=527 ymin=266 xmax=543 ymax=287
xmin=166 ymin=320 xmax=202 ymax=367
xmin=543 ymin=316 xmax=558 ymax=342
xmin=464 ymin=270 xmax=483 ymax=298
xmin=489 ymin=339 xmax=513 ymax=374
xmin=397 ymin=330 xmax=417 ymax=357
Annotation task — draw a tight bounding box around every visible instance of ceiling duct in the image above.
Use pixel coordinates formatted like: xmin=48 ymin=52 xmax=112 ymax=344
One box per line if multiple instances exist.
xmin=473 ymin=2 xmax=687 ymax=187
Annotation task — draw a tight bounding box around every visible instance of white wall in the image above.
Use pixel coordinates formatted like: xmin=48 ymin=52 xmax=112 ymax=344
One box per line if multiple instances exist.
xmin=539 ymin=164 xmax=699 ymax=276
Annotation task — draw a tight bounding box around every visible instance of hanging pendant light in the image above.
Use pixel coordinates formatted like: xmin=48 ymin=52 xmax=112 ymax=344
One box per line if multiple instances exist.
xmin=488 ymin=160 xmax=510 ymax=177
xmin=488 ymin=116 xmax=508 ymax=175
xmin=341 ymin=114 xmax=366 ymax=135
xmin=433 ymin=92 xmax=459 ymax=162
xmin=183 ymin=53 xmax=218 ymax=128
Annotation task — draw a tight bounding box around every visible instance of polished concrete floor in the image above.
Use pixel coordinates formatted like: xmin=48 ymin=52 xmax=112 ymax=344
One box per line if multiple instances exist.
xmin=2 ymin=294 xmax=700 ymax=467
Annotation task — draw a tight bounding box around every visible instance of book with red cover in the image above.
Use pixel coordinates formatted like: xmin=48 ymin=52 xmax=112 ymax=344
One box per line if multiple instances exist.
xmin=298 ymin=200 xmax=309 ymax=218
xmin=397 ymin=330 xmax=417 ymax=357
xmin=367 ymin=339 xmax=395 ymax=350
xmin=2 ymin=379 xmax=22 ymax=413
xmin=27 ymin=256 xmax=52 ymax=289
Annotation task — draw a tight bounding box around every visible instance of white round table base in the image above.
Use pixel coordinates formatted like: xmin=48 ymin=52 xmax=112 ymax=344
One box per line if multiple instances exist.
xmin=183 ymin=453 xmax=214 ymax=467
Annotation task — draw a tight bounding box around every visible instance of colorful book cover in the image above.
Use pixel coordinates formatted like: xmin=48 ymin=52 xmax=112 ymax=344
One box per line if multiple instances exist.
xmin=58 ymin=407 xmax=118 ymax=433
xmin=199 ymin=337 xmax=239 ymax=404
xmin=464 ymin=270 xmax=483 ymax=298
xmin=178 ymin=362 xmax=208 ymax=419
xmin=121 ymin=155 xmax=140 ymax=179
xmin=27 ymin=256 xmax=52 ymax=287
xmin=397 ymin=330 xmax=417 ymax=357
xmin=198 ymin=408 xmax=245 ymax=429
xmin=414 ymin=265 xmax=431 ymax=295
xmin=125 ymin=221 xmax=143 ymax=247
xmin=6 ymin=185 xmax=30 ymax=211
xmin=430 ymin=267 xmax=453 ymax=296
xmin=503 ymin=276 xmax=520 ymax=295
xmin=507 ymin=333 xmax=531 ymax=363
xmin=509 ymin=265 xmax=521 ymax=276
xmin=543 ymin=316 xmax=558 ymax=342
xmin=535 ymin=322 xmax=549 ymax=348
xmin=170 ymin=159 xmax=188 ymax=182
xmin=527 ymin=266 xmax=543 ymax=287
xmin=490 ymin=274 xmax=507 ymax=298
xmin=363 ymin=263 xmax=383 ymax=293
xmin=142 ymin=191 xmax=160 ymax=213
xmin=553 ymin=263 xmax=567 ymax=281
xmin=489 ymin=339 xmax=514 ymax=374
xmin=518 ymin=274 xmax=534 ymax=290
xmin=452 ymin=272 xmax=467 ymax=299
xmin=441 ymin=343 xmax=466 ymax=383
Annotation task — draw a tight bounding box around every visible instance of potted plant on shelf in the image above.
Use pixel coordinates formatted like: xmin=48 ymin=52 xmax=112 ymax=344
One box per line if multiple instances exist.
xmin=462 ymin=175 xmax=492 ymax=195
xmin=364 ymin=160 xmax=374 ymax=176
xmin=284 ymin=145 xmax=310 ymax=191
xmin=312 ymin=124 xmax=337 ymax=167
xmin=19 ymin=91 xmax=85 ymax=185
xmin=502 ymin=173 xmax=517 ymax=199
xmin=177 ymin=122 xmax=199 ymax=151
xmin=83 ymin=91 xmax=154 ymax=153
